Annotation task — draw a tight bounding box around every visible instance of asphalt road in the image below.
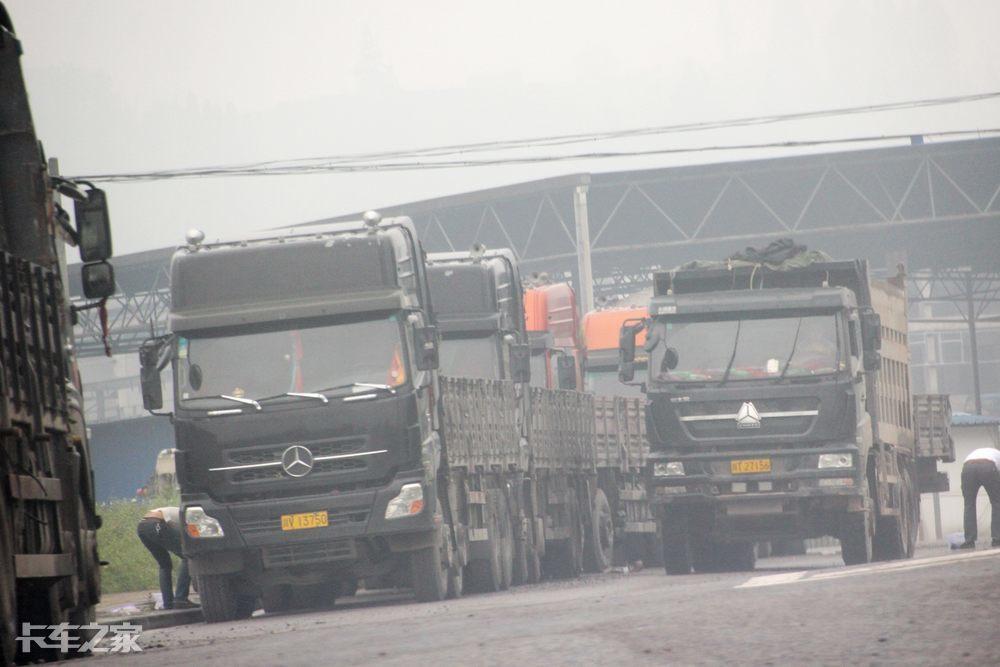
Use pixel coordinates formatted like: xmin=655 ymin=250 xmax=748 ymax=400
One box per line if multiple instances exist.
xmin=102 ymin=545 xmax=1000 ymax=666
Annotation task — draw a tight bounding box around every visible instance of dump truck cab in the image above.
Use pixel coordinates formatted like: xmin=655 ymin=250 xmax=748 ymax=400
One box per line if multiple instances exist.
xmin=626 ymin=255 xmax=921 ymax=572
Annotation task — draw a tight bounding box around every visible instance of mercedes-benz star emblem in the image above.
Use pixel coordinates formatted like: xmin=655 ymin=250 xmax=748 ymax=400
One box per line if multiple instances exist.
xmin=281 ymin=445 xmax=315 ymax=478
xmin=735 ymin=401 xmax=762 ymax=429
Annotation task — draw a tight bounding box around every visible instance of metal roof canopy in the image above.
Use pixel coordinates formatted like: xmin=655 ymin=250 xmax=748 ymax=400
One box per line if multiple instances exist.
xmin=70 ymin=136 xmax=1000 ymax=358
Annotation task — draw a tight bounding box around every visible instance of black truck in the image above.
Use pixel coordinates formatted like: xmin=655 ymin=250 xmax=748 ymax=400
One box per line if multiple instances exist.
xmin=140 ymin=214 xmax=456 ymax=618
xmin=2 ymin=3 xmax=116 ymax=662
xmin=621 ymin=251 xmax=946 ymax=573
xmin=140 ymin=219 xmax=612 ymax=620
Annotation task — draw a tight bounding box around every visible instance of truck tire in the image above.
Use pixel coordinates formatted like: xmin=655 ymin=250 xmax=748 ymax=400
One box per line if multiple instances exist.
xmin=497 ymin=496 xmax=514 ymax=590
xmin=584 ymin=490 xmax=614 ymax=573
xmin=447 ymin=562 xmax=464 ymax=599
xmin=198 ymin=574 xmax=255 ymax=623
xmin=840 ymin=512 xmax=873 ymax=566
xmin=661 ymin=519 xmax=692 ymax=575
xmin=545 ymin=493 xmax=584 ymax=579
xmin=1 ymin=492 xmax=17 ymax=665
xmin=902 ymin=464 xmax=920 ymax=558
xmin=410 ymin=533 xmax=450 ymax=603
xmin=466 ymin=500 xmax=503 ymax=593
xmin=729 ymin=542 xmax=757 ymax=571
xmin=261 ymin=584 xmax=292 ymax=614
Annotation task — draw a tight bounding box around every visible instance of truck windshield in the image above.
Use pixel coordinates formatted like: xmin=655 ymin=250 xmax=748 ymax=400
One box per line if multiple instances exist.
xmin=585 ymin=368 xmax=644 ymax=398
xmin=176 ymin=315 xmax=407 ymax=404
xmin=439 ymin=335 xmax=501 ymax=379
xmin=652 ymin=314 xmax=841 ymax=383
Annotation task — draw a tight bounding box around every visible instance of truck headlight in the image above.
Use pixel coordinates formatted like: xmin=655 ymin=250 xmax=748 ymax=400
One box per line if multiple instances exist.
xmin=817 ymin=453 xmax=853 ymax=469
xmin=184 ymin=506 xmax=224 ymax=538
xmin=385 ymin=483 xmax=424 ymax=519
xmin=653 ymin=461 xmax=685 ymax=477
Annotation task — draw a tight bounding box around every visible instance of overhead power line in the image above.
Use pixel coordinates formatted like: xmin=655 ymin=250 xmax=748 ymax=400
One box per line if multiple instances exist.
xmin=73 ymin=127 xmax=1000 ymax=183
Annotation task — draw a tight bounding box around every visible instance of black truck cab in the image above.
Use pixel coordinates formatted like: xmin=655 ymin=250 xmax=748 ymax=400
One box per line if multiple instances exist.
xmin=141 ymin=215 xmax=446 ymax=616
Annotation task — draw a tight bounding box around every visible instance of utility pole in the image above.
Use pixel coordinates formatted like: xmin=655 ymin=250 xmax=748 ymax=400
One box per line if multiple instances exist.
xmin=965 ymin=274 xmax=983 ymax=415
xmin=573 ymin=181 xmax=594 ymax=318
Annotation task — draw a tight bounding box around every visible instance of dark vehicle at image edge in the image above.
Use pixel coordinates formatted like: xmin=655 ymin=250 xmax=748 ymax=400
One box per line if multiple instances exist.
xmin=140 ymin=215 xmax=446 ymax=620
xmin=620 ymin=256 xmax=949 ymax=573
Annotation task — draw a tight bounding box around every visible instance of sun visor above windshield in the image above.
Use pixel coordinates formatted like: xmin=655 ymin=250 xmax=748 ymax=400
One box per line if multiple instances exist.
xmin=650 ymin=287 xmax=855 ymax=317
xmin=171 ymin=231 xmax=419 ymax=317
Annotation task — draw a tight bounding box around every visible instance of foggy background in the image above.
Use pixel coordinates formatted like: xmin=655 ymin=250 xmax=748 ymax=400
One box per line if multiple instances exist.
xmin=7 ymin=0 xmax=1000 ymax=257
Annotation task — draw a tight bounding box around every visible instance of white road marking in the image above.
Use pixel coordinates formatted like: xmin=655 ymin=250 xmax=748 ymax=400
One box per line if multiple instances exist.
xmin=736 ymin=549 xmax=1000 ymax=589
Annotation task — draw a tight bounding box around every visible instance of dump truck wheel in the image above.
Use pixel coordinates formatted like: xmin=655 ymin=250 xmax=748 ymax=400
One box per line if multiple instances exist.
xmin=661 ymin=519 xmax=692 ymax=575
xmin=466 ymin=498 xmax=503 ymax=593
xmin=199 ymin=574 xmax=252 ymax=622
xmin=903 ymin=464 xmax=919 ymax=558
xmin=261 ymin=584 xmax=293 ymax=614
xmin=584 ymin=490 xmax=614 ymax=573
xmin=411 ymin=530 xmax=450 ymax=603
xmin=0 ymin=492 xmax=17 ymax=665
xmin=840 ymin=512 xmax=873 ymax=565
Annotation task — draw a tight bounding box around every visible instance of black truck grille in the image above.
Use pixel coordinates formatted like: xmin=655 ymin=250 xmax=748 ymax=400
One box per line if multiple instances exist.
xmin=679 ymin=397 xmax=819 ymax=440
xmin=231 ymin=458 xmax=367 ymax=483
xmin=226 ymin=439 xmax=366 ymax=465
xmin=262 ymin=540 xmax=357 ymax=568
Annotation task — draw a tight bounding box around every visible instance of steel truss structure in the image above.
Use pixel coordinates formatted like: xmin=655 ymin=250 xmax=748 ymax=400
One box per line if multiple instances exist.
xmin=908 ymin=269 xmax=1000 ymax=415
xmin=71 ymin=136 xmax=1000 ymax=360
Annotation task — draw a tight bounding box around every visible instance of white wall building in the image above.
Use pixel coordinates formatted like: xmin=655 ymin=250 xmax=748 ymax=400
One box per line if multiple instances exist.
xmin=919 ymin=414 xmax=1000 ymax=543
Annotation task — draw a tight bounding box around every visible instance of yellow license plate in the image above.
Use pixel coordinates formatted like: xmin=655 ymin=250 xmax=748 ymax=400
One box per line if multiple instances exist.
xmin=730 ymin=459 xmax=771 ymax=474
xmin=280 ymin=511 xmax=329 ymax=531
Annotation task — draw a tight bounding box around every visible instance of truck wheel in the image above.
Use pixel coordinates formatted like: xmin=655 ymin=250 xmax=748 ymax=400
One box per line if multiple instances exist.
xmin=1 ymin=492 xmax=17 ymax=665
xmin=466 ymin=500 xmax=503 ymax=593
xmin=410 ymin=530 xmax=450 ymax=603
xmin=661 ymin=520 xmax=692 ymax=575
xmin=496 ymin=495 xmax=514 ymax=590
xmin=584 ymin=490 xmax=614 ymax=573
xmin=447 ymin=562 xmax=464 ymax=599
xmin=729 ymin=542 xmax=756 ymax=571
xmin=902 ymin=464 xmax=919 ymax=558
xmin=840 ymin=512 xmax=873 ymax=566
xmin=198 ymin=574 xmax=254 ymax=622
xmin=261 ymin=585 xmax=292 ymax=614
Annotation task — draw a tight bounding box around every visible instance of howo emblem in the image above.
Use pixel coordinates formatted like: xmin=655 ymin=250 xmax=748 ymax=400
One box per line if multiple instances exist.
xmin=281 ymin=445 xmax=315 ymax=477
xmin=736 ymin=401 xmax=761 ymax=429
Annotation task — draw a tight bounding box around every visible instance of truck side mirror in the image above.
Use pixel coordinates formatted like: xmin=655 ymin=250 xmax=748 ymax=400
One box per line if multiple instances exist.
xmin=75 ymin=188 xmax=113 ymax=262
xmin=139 ymin=338 xmax=164 ymax=411
xmin=81 ymin=261 xmax=116 ymax=299
xmin=414 ymin=325 xmax=439 ymax=371
xmin=556 ymin=354 xmax=577 ymax=390
xmin=510 ymin=343 xmax=531 ymax=384
xmin=661 ymin=347 xmax=679 ymax=372
xmin=860 ymin=308 xmax=881 ymax=351
xmin=864 ymin=350 xmax=881 ymax=372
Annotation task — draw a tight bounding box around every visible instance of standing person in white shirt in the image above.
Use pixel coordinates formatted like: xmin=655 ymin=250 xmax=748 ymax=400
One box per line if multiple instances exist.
xmin=957 ymin=448 xmax=1000 ymax=549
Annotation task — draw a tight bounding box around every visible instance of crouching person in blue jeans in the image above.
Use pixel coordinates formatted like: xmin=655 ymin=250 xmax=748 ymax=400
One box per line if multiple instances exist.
xmin=137 ymin=506 xmax=195 ymax=609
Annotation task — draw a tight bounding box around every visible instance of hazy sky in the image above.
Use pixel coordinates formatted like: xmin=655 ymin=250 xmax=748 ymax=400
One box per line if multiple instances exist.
xmin=7 ymin=0 xmax=1000 ymax=257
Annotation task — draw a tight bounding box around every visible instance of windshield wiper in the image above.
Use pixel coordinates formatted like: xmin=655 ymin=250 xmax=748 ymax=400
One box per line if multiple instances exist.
xmin=183 ymin=394 xmax=262 ymax=411
xmin=255 ymin=391 xmax=331 ymax=405
xmin=778 ymin=318 xmax=804 ymax=380
xmin=309 ymin=382 xmax=397 ymax=398
xmin=284 ymin=392 xmax=330 ymax=404
xmin=718 ymin=320 xmax=743 ymax=387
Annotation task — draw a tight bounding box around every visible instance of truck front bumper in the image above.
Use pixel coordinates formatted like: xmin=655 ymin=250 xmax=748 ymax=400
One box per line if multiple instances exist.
xmin=645 ymin=445 xmax=869 ymax=539
xmin=181 ymin=472 xmax=438 ymax=574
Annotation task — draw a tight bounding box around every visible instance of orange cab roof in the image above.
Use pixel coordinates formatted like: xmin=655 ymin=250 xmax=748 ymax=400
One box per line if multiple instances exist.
xmin=583 ymin=307 xmax=647 ymax=351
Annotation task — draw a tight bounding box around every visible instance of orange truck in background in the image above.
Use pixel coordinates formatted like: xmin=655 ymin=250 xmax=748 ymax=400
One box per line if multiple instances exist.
xmin=524 ymin=279 xmax=659 ymax=566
